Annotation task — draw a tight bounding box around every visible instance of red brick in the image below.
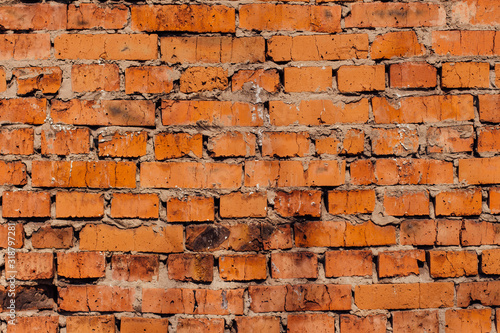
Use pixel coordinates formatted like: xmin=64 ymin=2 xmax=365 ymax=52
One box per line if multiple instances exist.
xmin=141 ymin=162 xmax=241 ymax=189
xmin=209 ymin=132 xmax=257 ymax=157
xmin=132 ymin=5 xmax=235 ymax=32
xmin=435 ymin=189 xmax=482 ymax=216
xmin=59 ymin=285 xmax=134 ymax=312
xmin=372 ymin=31 xmax=425 ymax=60
xmin=0 ymin=4 xmax=66 ymax=30
xmin=401 ymin=220 xmax=436 ymax=246
xmin=186 ymin=223 xmax=262 ymax=252
xmin=110 ymin=193 xmax=159 ymax=219
xmin=232 ymin=69 xmax=279 ymax=92
xmin=66 ymin=316 xmax=115 ymax=333
xmin=285 ymin=284 xmax=351 ymax=311
xmin=275 ymin=190 xmax=321 ymax=217
xmin=284 ymin=67 xmax=332 ymax=92
xmin=457 ymin=281 xmax=500 ymax=306
xmin=479 ymin=95 xmax=500 ymax=122
xmin=0 ymin=128 xmax=34 ymax=155
xmin=235 ymin=317 xmax=280 ymax=333
xmin=427 ymin=125 xmax=474 ymax=153
xmin=432 ymin=30 xmax=500 ymax=56
xmin=3 ymin=191 xmax=50 ymax=218
xmin=7 ymin=316 xmax=59 ymax=333
xmin=346 ymin=3 xmax=445 ymax=27
xmin=32 ymin=161 xmax=136 ymax=188
xmin=442 ymin=62 xmax=490 ymax=88
xmin=342 ymin=129 xmax=365 ymax=155
xmin=71 ymin=64 xmax=120 ymax=92
xmin=461 ymin=220 xmax=500 ymax=246
xmin=68 ymin=4 xmax=128 ymax=29
xmin=437 ymin=220 xmax=462 ymax=246
xmin=262 ymin=224 xmax=293 ymax=250
xmin=9 ymin=252 xmax=53 ymax=280
xmin=167 ymin=196 xmax=214 ymax=222
xmin=57 ymin=252 xmax=106 ymax=279
xmin=373 ymin=94 xmax=474 ymax=124
xmin=451 ymin=0 xmax=500 ymax=25
xmin=98 ymin=131 xmax=147 ymax=158
xmin=80 ymin=224 xmax=183 ymax=253
xmin=249 ymin=285 xmax=286 ymax=313
xmin=14 ymin=67 xmax=62 ymax=95
xmin=328 ymin=190 xmax=375 ymax=214
xmin=41 ymin=128 xmax=90 ymax=155
xmin=270 ymin=99 xmax=369 ymax=126
xmin=240 ymin=4 xmax=341 ymax=32
xmin=121 ymin=317 xmax=168 ymax=333
xmin=55 ymin=34 xmax=157 ymax=60
xmin=325 ymin=250 xmax=372 ymax=277
xmin=56 ymin=192 xmax=103 ymax=218
xmin=445 ymin=309 xmax=492 ymax=333
xmin=459 ymin=157 xmax=500 ymax=184
xmin=295 ymin=221 xmax=345 ymax=248
xmin=0 ymin=67 xmax=5 ymax=92
xmin=384 ymin=191 xmax=429 ymax=216
xmin=180 ymin=67 xmax=228 ymax=93
xmin=262 ymin=132 xmax=310 ymax=157
xmin=340 ymin=315 xmax=387 ymax=333
xmin=338 ymin=65 xmax=385 ymax=92
xmin=51 ymin=100 xmax=155 ymax=126
xmin=32 ymin=226 xmax=73 ymax=249
xmin=390 ymin=63 xmax=437 ymax=88
xmin=177 ymin=318 xmax=224 ymax=333
xmin=478 ymin=126 xmax=500 ymax=153
xmin=490 ymin=188 xmax=500 ymax=213
xmin=0 ymin=35 xmax=50 ymax=60
xmin=155 ymin=133 xmax=202 ymax=159
xmin=112 ymin=254 xmax=159 ymax=282
xmin=220 ymin=192 xmax=267 ymax=218
xmin=0 ymin=98 xmax=46 ymax=124
xmin=345 ymin=221 xmax=397 ymax=247
xmin=125 ymin=66 xmax=173 ymax=94
xmin=371 ymin=128 xmax=419 ymax=156
xmin=481 ymin=249 xmax=500 ymax=274
xmin=271 ymin=252 xmax=317 ymax=279
xmin=429 ymin=251 xmax=478 ymax=277
xmin=268 ymin=34 xmax=368 ymax=62
xmin=162 ymin=36 xmax=264 ymax=64
xmin=496 ymin=64 xmax=500 ymax=88
xmin=167 ymin=254 xmax=213 ymax=282
xmin=392 ymin=310 xmax=439 ymax=333
xmin=288 ymin=314 xmax=335 ymax=333
xmin=220 ymin=254 xmax=267 ymax=281
xmin=378 ymin=250 xmax=425 ymax=278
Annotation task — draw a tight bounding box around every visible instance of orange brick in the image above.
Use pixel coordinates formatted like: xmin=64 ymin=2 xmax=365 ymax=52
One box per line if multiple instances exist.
xmin=132 ymin=5 xmax=235 ymax=32
xmin=155 ymin=133 xmax=203 ymax=159
xmin=68 ymin=4 xmax=128 ymax=29
xmin=270 ymin=99 xmax=369 ymax=126
xmin=71 ymin=64 xmax=120 ymax=92
xmin=435 ymin=189 xmax=482 ymax=216
xmin=427 ymin=125 xmax=474 ymax=153
xmin=401 ymin=220 xmax=437 ymax=246
xmin=220 ymin=192 xmax=267 ymax=218
xmin=345 ymin=221 xmax=397 ymax=247
xmin=342 ymin=129 xmax=365 ymax=155
xmin=125 ymin=66 xmax=173 ymax=94
xmin=490 ymin=188 xmax=500 ymax=213
xmin=0 ymin=224 xmax=24 ymax=249
xmin=371 ymin=31 xmax=425 ymax=60
xmin=267 ymin=34 xmax=368 ymax=62
xmin=32 ymin=226 xmax=73 ymax=249
xmin=56 ymin=192 xmax=104 ymax=218
xmin=371 ymin=128 xmax=419 ymax=156
xmin=346 ymin=2 xmax=445 ymax=28
xmin=112 ymin=254 xmax=159 ymax=282
xmin=479 ymin=95 xmax=500 ymax=122
xmin=14 ymin=67 xmax=62 ymax=95
xmin=284 ymin=67 xmax=332 ymax=92
xmin=328 ymin=190 xmax=375 ymax=214
xmin=167 ymin=253 xmax=213 ymax=282
xmin=429 ymin=250 xmax=478 ymax=277
xmin=249 ymin=285 xmax=286 ymax=312
xmin=7 ymin=316 xmax=59 ymax=333
xmin=340 ymin=315 xmax=387 ymax=333
xmin=262 ymin=224 xmax=293 ymax=250
xmin=57 ymin=252 xmax=106 ymax=279
xmin=315 ymin=136 xmax=341 ymax=155
xmin=180 ymin=67 xmax=228 ymax=93
xmin=459 ymin=157 xmax=500 ymax=184
xmin=98 ymin=131 xmax=147 ymax=158
xmin=262 ymin=132 xmax=310 ymax=157
xmin=235 ymin=317 xmax=280 ymax=333
xmin=275 ymin=190 xmax=321 ymax=217
xmin=80 ymin=224 xmax=183 ymax=253
xmin=121 ymin=318 xmax=168 ymax=333
xmin=3 ymin=191 xmax=50 ymax=218
xmin=0 ymin=128 xmax=34 ymax=155
xmin=445 ymin=309 xmax=492 ymax=333
xmin=337 ymin=65 xmax=385 ymax=92
xmin=432 ymin=30 xmax=500 ymax=56
xmin=141 ymin=162 xmax=241 ymax=189
xmin=288 ymin=314 xmax=335 ymax=333
xmin=0 ymin=67 xmax=5 ymax=92
xmin=461 ymin=220 xmax=500 ymax=246
xmin=220 ymin=254 xmax=267 ymax=281
xmin=295 ymin=221 xmax=345 ymax=248
xmin=0 ymin=4 xmax=66 ymax=30
xmin=186 ymin=223 xmax=262 ymax=252
xmin=271 ymin=252 xmax=317 ymax=279
xmin=32 ymin=161 xmax=136 ymax=188
xmin=167 ymin=196 xmax=214 ymax=222
xmin=161 ymin=36 xmax=264 ymax=64
xmin=481 ymin=249 xmax=500 ymax=274
xmin=9 ymin=252 xmax=53 ymax=280
xmin=110 ymin=193 xmax=159 ymax=219
xmin=55 ymin=34 xmax=158 ymax=60
xmin=59 ymin=285 xmax=135 ymax=311
xmin=442 ymin=62 xmax=490 ymax=88
xmin=239 ymin=4 xmax=341 ymax=32
xmin=66 ymin=316 xmax=115 ymax=333
xmin=496 ymin=64 xmax=500 ymax=87
xmin=437 ymin=220 xmax=462 ymax=246
xmin=393 ymin=310 xmax=439 ymax=333
xmin=232 ymin=69 xmax=279 ymax=92
xmin=478 ymin=126 xmax=500 ymax=153
xmin=0 ymin=98 xmax=46 ymax=124
xmin=384 ymin=190 xmax=429 ymax=216
xmin=41 ymin=128 xmax=90 ymax=155
xmin=286 ymin=284 xmax=351 ymax=311
xmin=0 ymin=34 xmax=50 ymax=60
xmin=390 ymin=62 xmax=437 ymax=88
xmin=378 ymin=250 xmax=425 ymax=278
xmin=325 ymin=250 xmax=372 ymax=277
xmin=451 ymin=0 xmax=500 ymax=25
xmin=177 ymin=318 xmax=224 ymax=333
xmin=457 ymin=281 xmax=500 ymax=306
xmin=209 ymin=132 xmax=256 ymax=157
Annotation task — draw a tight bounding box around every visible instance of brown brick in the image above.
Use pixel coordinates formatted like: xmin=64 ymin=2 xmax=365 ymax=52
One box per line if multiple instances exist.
xmin=285 ymin=284 xmax=351 ymax=311
xmin=262 ymin=224 xmax=293 ymax=250
xmin=167 ymin=254 xmax=213 ymax=282
xmin=186 ymin=223 xmax=262 ymax=252
xmin=112 ymin=254 xmax=159 ymax=282
xmin=249 ymin=285 xmax=286 ymax=313
xmin=32 ymin=226 xmax=73 ymax=249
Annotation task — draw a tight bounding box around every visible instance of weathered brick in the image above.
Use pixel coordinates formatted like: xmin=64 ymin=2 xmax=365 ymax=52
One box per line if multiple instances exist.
xmin=71 ymin=64 xmax=120 ymax=92
xmin=345 ymin=221 xmax=397 ymax=247
xmin=429 ymin=251 xmax=478 ymax=277
xmin=288 ymin=314 xmax=335 ymax=333
xmin=125 ymin=66 xmax=174 ymax=94
xmin=340 ymin=315 xmax=387 ymax=333
xmin=219 ymin=254 xmax=267 ymax=281
xmin=0 ymin=4 xmax=66 ymax=30
xmin=378 ymin=250 xmax=425 ymax=278
xmin=98 ymin=131 xmax=147 ymax=158
xmin=325 ymin=250 xmax=372 ymax=277
xmin=384 ymin=190 xmax=429 ymax=216
xmin=284 ymin=67 xmax=332 ymax=92
xmin=57 ymin=252 xmax=106 ymax=279
xmin=285 ymin=284 xmax=351 ymax=311
xmin=112 ymin=254 xmax=159 ymax=282
xmin=432 ymin=30 xmax=500 ymax=56
xmin=401 ymin=220 xmax=437 ymax=246
xmin=328 ymin=190 xmax=376 ymax=214
xmin=479 ymin=95 xmax=500 ymax=122
xmin=271 ymin=252 xmax=317 ymax=279
xmin=372 ymin=31 xmax=425 ymax=59
xmin=0 ymin=67 xmax=5 ymax=92
xmin=0 ymin=35 xmax=50 ymax=60
xmin=9 ymin=252 xmax=53 ymax=280
xmin=68 ymin=4 xmax=128 ymax=30
xmin=235 ymin=317 xmax=280 ymax=333
xmin=7 ymin=316 xmax=59 ymax=333
xmin=110 ymin=193 xmax=159 ymax=219
xmin=32 ymin=226 xmax=73 ymax=249
xmin=295 ymin=221 xmax=345 ymax=248
xmin=478 ymin=126 xmax=500 ymax=153
xmin=177 ymin=318 xmax=224 ymax=333
xmin=445 ymin=309 xmax=492 ymax=333
xmin=437 ymin=220 xmax=462 ymax=246
xmin=481 ymin=249 xmax=500 ymax=274
xmin=3 ymin=191 xmax=50 ymax=218
xmin=490 ymin=188 xmax=500 ymax=213
xmin=180 ymin=67 xmax=228 ymax=93
xmin=209 ymin=132 xmax=256 ymax=157
xmin=457 ymin=281 xmax=500 ymax=306
xmin=167 ymin=253 xmax=213 ymax=282
xmin=59 ymin=285 xmax=135 ymax=312
xmin=442 ymin=62 xmax=490 ymax=88
xmin=167 ymin=196 xmax=214 ymax=222
xmin=275 ymin=190 xmax=321 ymax=217
xmin=459 ymin=157 xmax=500 ymax=184
xmin=56 ymin=192 xmax=104 ymax=218
xmin=0 ymin=161 xmax=27 ymax=186
xmin=186 ymin=223 xmax=261 ymax=252
xmin=232 ymin=69 xmax=279 ymax=92
xmin=155 ymin=133 xmax=202 ymax=159
xmin=392 ymin=310 xmax=439 ymax=333
xmin=435 ymin=189 xmax=482 ymax=216
xmin=262 ymin=224 xmax=293 ymax=250
xmin=461 ymin=220 xmax=500 ymax=246
xmin=66 ymin=316 xmax=115 ymax=333
xmin=249 ymin=285 xmax=286 ymax=312
xmin=371 ymin=128 xmax=419 ymax=156
xmin=121 ymin=317 xmax=169 ymax=333
xmin=262 ymin=132 xmax=310 ymax=157
xmin=0 ymin=128 xmax=34 ymax=155
xmin=390 ymin=62 xmax=437 ymax=88
xmin=0 ymin=98 xmax=47 ymax=124
xmin=41 ymin=128 xmax=90 ymax=155
xmin=337 ymin=65 xmax=385 ymax=92
xmin=220 ymin=192 xmax=267 ymax=218
xmin=427 ymin=125 xmax=474 ymax=153
xmin=14 ymin=67 xmax=62 ymax=95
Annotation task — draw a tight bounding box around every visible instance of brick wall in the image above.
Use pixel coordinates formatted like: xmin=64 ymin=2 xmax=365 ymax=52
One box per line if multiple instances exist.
xmin=0 ymin=0 xmax=499 ymax=332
